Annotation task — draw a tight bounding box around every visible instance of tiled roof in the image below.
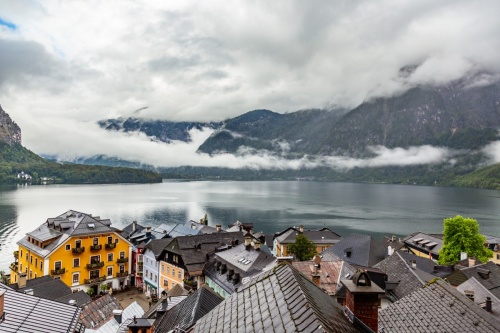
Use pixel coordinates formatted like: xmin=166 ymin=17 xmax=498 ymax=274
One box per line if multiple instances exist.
xmin=322 ymin=233 xmax=386 ymax=267
xmin=446 ymin=261 xmax=500 ymax=298
xmin=403 ymin=232 xmax=443 ymax=256
xmin=374 ymin=252 xmax=432 ymax=300
xmin=79 ymin=294 xmax=122 ymax=329
xmin=193 ymin=263 xmax=365 ymax=333
xmin=144 ymin=238 xmax=174 ymax=258
xmin=121 ymin=222 xmax=145 ymax=239
xmin=167 ymin=283 xmax=190 ymax=297
xmin=85 ymin=301 xmax=145 ymax=333
xmin=276 ymin=227 xmax=341 ymax=245
xmin=379 ymin=279 xmax=500 ymax=333
xmin=457 ymin=277 xmax=500 ymax=321
xmin=291 ymin=260 xmax=343 ymax=295
xmin=0 ymin=284 xmax=84 ymax=333
xmin=154 ymin=285 xmax=223 ymax=333
xmin=396 ymin=251 xmax=453 ymax=278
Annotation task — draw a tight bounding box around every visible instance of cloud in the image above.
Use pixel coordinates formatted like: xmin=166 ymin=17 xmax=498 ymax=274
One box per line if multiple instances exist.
xmin=0 ymin=0 xmax=499 ymax=160
xmin=482 ymin=140 xmax=500 ymax=164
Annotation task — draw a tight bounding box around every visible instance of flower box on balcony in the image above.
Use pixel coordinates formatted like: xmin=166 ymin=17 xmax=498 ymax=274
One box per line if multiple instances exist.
xmin=13 ymin=251 xmax=18 ymax=259
xmin=84 ymin=276 xmax=106 ymax=284
xmin=10 ymin=263 xmax=18 ymax=271
xmin=90 ymin=244 xmax=102 ymax=251
xmin=72 ymin=247 xmax=85 ymax=254
xmin=51 ymin=268 xmax=66 ymax=275
xmin=116 ymin=271 xmax=129 ymax=278
xmin=86 ymin=261 xmax=104 ymax=269
xmin=105 ymin=243 xmax=116 ymax=249
xmin=116 ymin=257 xmax=128 ymax=263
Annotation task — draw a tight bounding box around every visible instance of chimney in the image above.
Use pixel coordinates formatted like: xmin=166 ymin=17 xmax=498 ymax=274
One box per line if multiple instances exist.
xmin=391 ymin=235 xmax=396 ymax=242
xmin=253 ymin=240 xmax=261 ymax=251
xmin=387 ymin=245 xmax=394 ymax=256
xmin=146 ymin=227 xmax=152 ymax=237
xmin=341 ymin=271 xmax=384 ymax=333
xmin=299 ymin=225 xmax=304 ymax=233
xmin=132 ymin=221 xmax=137 ymax=232
xmin=486 ymin=297 xmax=492 ymax=313
xmin=0 ymin=289 xmax=5 ymax=322
xmin=460 ymin=252 xmax=468 ymax=261
xmin=312 ymin=273 xmax=321 ymax=286
xmin=411 ymin=260 xmax=417 ymax=269
xmin=244 ymin=235 xmax=252 ymax=249
xmin=468 ymin=257 xmax=476 ymax=267
xmin=23 ymin=289 xmax=34 ymax=295
xmin=216 ymin=224 xmax=222 ymax=232
xmin=464 ymin=290 xmax=474 ymax=302
xmin=18 ymin=272 xmax=27 ymax=289
xmin=113 ymin=309 xmax=123 ymax=324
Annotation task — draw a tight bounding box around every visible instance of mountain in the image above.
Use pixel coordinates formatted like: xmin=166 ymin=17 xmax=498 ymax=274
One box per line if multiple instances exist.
xmin=98 ymin=117 xmax=222 ymax=143
xmin=0 ymin=105 xmax=162 ymax=184
xmin=0 ymin=104 xmax=21 ymax=146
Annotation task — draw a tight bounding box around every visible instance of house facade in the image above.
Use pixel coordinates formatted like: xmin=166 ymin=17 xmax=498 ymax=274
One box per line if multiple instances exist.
xmin=10 ymin=210 xmax=132 ymax=294
xmin=273 ymin=226 xmax=341 ymax=257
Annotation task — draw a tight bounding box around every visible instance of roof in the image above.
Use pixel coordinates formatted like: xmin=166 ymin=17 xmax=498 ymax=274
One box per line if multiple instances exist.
xmin=154 ymin=285 xmax=223 ymax=332
xmin=374 ymin=252 xmax=434 ymax=300
xmin=275 ymin=227 xmax=341 ymax=245
xmin=193 ymin=263 xmax=365 ymax=333
xmin=121 ymin=221 xmax=145 ymax=239
xmin=144 ymin=238 xmax=175 ymax=259
xmin=446 ymin=261 xmax=500 ymax=298
xmin=79 ymin=294 xmax=122 ymax=329
xmin=0 ymin=284 xmax=84 ymax=333
xmin=9 ymin=276 xmax=91 ymax=306
xmin=403 ymin=232 xmax=443 ymax=256
xmin=379 ymin=279 xmax=500 ymax=333
xmin=85 ymin=301 xmax=144 ymax=333
xmin=396 ymin=251 xmax=453 ymax=278
xmin=291 ymin=260 xmax=343 ymax=295
xmin=322 ymin=233 xmax=387 ymax=267
xmin=457 ymin=277 xmax=500 ymax=320
xmin=167 ymin=283 xmax=190 ymax=297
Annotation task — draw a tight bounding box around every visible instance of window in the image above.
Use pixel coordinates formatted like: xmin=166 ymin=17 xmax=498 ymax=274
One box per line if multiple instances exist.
xmin=167 ymin=267 xmax=170 ymax=274
xmin=90 ymin=255 xmax=100 ymax=264
xmin=120 ymin=265 xmax=125 ymax=273
xmin=108 ymin=253 xmax=113 ymax=261
xmin=75 ymin=240 xmax=81 ymax=248
xmin=73 ymin=273 xmax=79 ymax=284
xmin=20 ymin=249 xmax=23 ymax=258
xmin=155 ymin=275 xmax=157 ymax=282
xmin=35 ymin=258 xmax=38 ymax=266
xmin=66 ymin=244 xmax=70 ymax=250
xmin=90 ymin=270 xmax=99 ymax=279
xmin=107 ymin=267 xmax=113 ymax=276
xmin=40 ymin=262 xmax=43 ymax=270
xmin=115 ymin=238 xmax=119 ymax=244
xmin=161 ymin=265 xmax=164 ymax=273
xmin=150 ymin=272 xmax=152 ymax=279
xmin=29 ymin=270 xmax=32 ymax=278
xmin=164 ymin=280 xmax=168 ymax=287
xmin=26 ymin=252 xmax=28 ymax=260
xmin=93 ymin=237 xmax=99 ymax=246
xmin=107 ymin=236 xmax=112 ymax=244
xmin=34 ymin=273 xmax=37 ymax=278
xmin=73 ymin=258 xmax=80 ymax=267
xmin=178 ymin=270 xmax=181 ymax=279
xmin=172 ymin=269 xmax=175 ymax=277
xmin=20 ymin=264 xmax=22 ymax=271
xmin=173 ymin=255 xmax=178 ymax=263
xmin=30 ymin=256 xmax=33 ymax=264
xmin=54 ymin=261 xmax=62 ymax=270
xmin=119 ymin=251 xmax=125 ymax=259
xmin=497 ymin=254 xmax=500 ymax=260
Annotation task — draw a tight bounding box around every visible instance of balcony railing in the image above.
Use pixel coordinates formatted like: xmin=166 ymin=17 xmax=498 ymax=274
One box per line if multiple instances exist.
xmin=116 ymin=271 xmax=129 ymax=278
xmin=72 ymin=247 xmax=85 ymax=254
xmin=90 ymin=244 xmax=102 ymax=252
xmin=86 ymin=261 xmax=104 ymax=269
xmin=84 ymin=276 xmax=106 ymax=284
xmin=105 ymin=243 xmax=116 ymax=249
xmin=10 ymin=262 xmax=18 ymax=272
xmin=13 ymin=251 xmax=18 ymax=259
xmin=51 ymin=268 xmax=66 ymax=275
xmin=136 ymin=272 xmax=143 ymax=277
xmin=116 ymin=257 xmax=128 ymax=263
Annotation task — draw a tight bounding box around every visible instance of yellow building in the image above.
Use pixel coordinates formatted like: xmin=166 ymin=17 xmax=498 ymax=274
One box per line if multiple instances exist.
xmin=10 ymin=210 xmax=132 ymax=294
xmin=272 ymin=226 xmax=341 ymax=257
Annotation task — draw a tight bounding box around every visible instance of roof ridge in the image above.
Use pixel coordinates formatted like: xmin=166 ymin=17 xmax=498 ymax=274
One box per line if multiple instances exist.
xmin=396 ymin=251 xmax=427 ymax=285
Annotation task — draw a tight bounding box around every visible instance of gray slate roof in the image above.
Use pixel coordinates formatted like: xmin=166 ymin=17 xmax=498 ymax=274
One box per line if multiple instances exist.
xmin=0 ymin=284 xmax=84 ymax=333
xmin=275 ymin=227 xmax=341 ymax=244
xmin=154 ymin=285 xmax=223 ymax=333
xmin=374 ymin=252 xmax=433 ymax=300
xmin=144 ymin=238 xmax=175 ymax=259
xmin=379 ymin=279 xmax=500 ymax=333
xmin=403 ymin=232 xmax=443 ymax=257
xmin=79 ymin=294 xmax=122 ymax=329
xmin=322 ymin=233 xmax=387 ymax=267
xmin=457 ymin=277 xmax=500 ymax=321
xmin=193 ymin=263 xmax=365 ymax=333
xmin=446 ymin=261 xmax=500 ymax=298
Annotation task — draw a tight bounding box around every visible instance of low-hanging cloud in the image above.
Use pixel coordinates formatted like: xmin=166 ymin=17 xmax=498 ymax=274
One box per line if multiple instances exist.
xmin=1 ymin=0 xmax=500 ymax=159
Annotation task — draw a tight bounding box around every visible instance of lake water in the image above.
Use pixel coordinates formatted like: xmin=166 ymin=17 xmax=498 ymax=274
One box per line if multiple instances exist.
xmin=1 ymin=180 xmax=499 ymax=271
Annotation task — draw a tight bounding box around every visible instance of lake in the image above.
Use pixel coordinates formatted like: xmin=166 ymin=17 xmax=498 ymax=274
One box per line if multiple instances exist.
xmin=1 ymin=180 xmax=499 ymax=271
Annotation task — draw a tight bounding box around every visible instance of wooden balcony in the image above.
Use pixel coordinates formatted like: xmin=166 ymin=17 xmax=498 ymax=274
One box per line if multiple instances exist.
xmin=84 ymin=276 xmax=106 ymax=284
xmin=51 ymin=268 xmax=66 ymax=275
xmin=105 ymin=243 xmax=116 ymax=249
xmin=116 ymin=271 xmax=129 ymax=278
xmin=72 ymin=247 xmax=85 ymax=254
xmin=90 ymin=244 xmax=102 ymax=252
xmin=86 ymin=261 xmax=104 ymax=269
xmin=116 ymin=257 xmax=128 ymax=263
xmin=10 ymin=262 xmax=18 ymax=272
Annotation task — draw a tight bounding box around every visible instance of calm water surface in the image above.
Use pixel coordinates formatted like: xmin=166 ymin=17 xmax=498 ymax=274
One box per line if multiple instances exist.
xmin=0 ymin=181 xmax=499 ymax=271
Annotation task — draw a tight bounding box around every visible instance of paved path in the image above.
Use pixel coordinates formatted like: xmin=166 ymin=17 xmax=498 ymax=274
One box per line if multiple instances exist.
xmin=114 ymin=288 xmax=151 ymax=312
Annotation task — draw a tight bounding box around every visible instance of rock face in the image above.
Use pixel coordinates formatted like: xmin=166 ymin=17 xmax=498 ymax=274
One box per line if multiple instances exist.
xmin=0 ymin=104 xmax=21 ymax=145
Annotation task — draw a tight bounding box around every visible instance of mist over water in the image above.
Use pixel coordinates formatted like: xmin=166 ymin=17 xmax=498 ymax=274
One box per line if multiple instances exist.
xmin=0 ymin=181 xmax=499 ymax=271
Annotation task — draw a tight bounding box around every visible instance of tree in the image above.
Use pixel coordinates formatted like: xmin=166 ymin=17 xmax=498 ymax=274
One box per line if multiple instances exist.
xmin=438 ymin=215 xmax=493 ymax=264
xmin=288 ymin=234 xmax=317 ymax=261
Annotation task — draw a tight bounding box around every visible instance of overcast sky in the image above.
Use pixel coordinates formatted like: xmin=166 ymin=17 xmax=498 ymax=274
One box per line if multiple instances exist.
xmin=0 ymin=0 xmax=499 ymax=168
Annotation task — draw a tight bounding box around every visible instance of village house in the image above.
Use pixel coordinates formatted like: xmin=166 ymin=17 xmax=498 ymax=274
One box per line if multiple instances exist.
xmin=272 ymin=225 xmax=341 ymax=257
xmin=10 ymin=210 xmax=132 ymax=295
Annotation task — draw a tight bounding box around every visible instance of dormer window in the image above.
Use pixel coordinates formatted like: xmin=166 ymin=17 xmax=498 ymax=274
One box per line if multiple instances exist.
xmin=344 ymin=248 xmax=352 ymax=258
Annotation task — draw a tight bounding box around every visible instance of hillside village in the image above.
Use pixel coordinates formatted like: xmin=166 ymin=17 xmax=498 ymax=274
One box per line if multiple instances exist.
xmin=2 ymin=210 xmax=500 ymax=333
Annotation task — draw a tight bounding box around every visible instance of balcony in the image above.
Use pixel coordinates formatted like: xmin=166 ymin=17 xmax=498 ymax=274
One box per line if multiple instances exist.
xmin=13 ymin=251 xmax=18 ymax=259
xmin=10 ymin=262 xmax=18 ymax=272
xmin=116 ymin=271 xmax=129 ymax=278
xmin=72 ymin=247 xmax=85 ymax=254
xmin=105 ymin=243 xmax=116 ymax=249
xmin=51 ymin=268 xmax=66 ymax=275
xmin=136 ymin=272 xmax=143 ymax=277
xmin=90 ymin=244 xmax=102 ymax=252
xmin=86 ymin=261 xmax=104 ymax=269
xmin=84 ymin=276 xmax=106 ymax=284
xmin=116 ymin=257 xmax=128 ymax=264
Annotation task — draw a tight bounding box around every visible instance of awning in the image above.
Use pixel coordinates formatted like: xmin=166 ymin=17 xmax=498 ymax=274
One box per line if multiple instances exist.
xmin=144 ymin=280 xmax=157 ymax=290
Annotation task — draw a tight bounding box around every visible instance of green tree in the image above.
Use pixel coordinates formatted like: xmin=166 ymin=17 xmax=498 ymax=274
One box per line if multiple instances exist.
xmin=288 ymin=234 xmax=317 ymax=261
xmin=438 ymin=215 xmax=493 ymax=264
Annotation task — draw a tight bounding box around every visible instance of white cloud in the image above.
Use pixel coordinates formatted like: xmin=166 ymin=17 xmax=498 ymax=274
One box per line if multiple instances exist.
xmin=0 ymin=0 xmax=499 ymax=161
xmin=482 ymin=140 xmax=500 ymax=164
